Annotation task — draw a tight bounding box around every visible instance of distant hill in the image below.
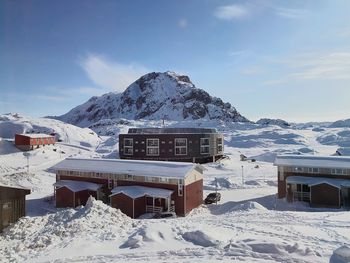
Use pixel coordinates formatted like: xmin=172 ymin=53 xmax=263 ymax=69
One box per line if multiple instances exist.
xmin=52 ymin=71 xmax=249 ymax=127
xmin=256 ymin=118 xmax=290 ymax=128
xmin=329 ymin=118 xmax=350 ymax=128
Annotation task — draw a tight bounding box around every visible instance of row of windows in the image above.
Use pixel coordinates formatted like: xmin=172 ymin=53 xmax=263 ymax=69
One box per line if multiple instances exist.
xmin=123 ymin=137 xmax=224 ymax=156
xmin=293 ymin=166 xmax=348 ymax=175
xmin=57 ymin=170 xmax=180 ymax=185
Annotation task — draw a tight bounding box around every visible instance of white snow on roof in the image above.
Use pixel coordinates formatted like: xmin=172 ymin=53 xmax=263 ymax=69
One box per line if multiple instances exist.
xmin=17 ymin=133 xmax=54 ymax=139
xmin=110 ymin=185 xmax=173 ymax=199
xmin=54 ymin=180 xmax=102 ymax=192
xmin=0 ymin=183 xmax=31 ymax=191
xmin=274 ymin=155 xmax=350 ymax=169
xmin=51 ymin=158 xmax=204 ymax=179
xmin=286 ymin=176 xmax=350 ymax=189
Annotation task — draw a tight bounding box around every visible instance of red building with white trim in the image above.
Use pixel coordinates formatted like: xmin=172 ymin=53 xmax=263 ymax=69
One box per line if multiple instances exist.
xmin=274 ymin=155 xmax=350 ymax=208
xmin=15 ymin=133 xmax=55 ymax=151
xmin=50 ymin=158 xmax=204 ymax=217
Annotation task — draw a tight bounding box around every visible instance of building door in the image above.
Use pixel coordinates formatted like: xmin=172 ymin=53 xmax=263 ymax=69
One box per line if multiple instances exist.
xmin=1 ymin=201 xmax=13 ymax=229
xmin=341 ymin=186 xmax=350 ymax=209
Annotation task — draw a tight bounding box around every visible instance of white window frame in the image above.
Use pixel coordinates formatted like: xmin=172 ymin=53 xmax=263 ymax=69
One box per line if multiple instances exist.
xmin=178 ymin=179 xmax=184 ymax=196
xmin=200 ymin=138 xmax=210 ymax=155
xmin=294 ymin=167 xmax=303 ymax=172
xmin=331 ymin=168 xmax=346 ymax=175
xmin=175 ymin=138 xmax=187 ymax=156
xmin=308 ymin=167 xmax=319 ymax=174
xmin=123 ymin=138 xmax=133 ymax=155
xmin=146 ymin=138 xmax=159 ymax=156
xmin=217 ymin=137 xmax=223 ymax=153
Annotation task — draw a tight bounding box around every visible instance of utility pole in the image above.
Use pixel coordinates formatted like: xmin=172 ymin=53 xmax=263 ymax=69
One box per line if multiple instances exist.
xmin=215 ymin=177 xmax=218 ymax=205
xmin=23 ymin=152 xmax=30 ymax=173
xmin=241 ymin=165 xmax=244 ymax=187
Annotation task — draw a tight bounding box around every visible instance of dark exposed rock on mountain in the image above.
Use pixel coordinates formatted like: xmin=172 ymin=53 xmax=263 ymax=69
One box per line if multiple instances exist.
xmin=53 ymin=71 xmax=249 ymax=127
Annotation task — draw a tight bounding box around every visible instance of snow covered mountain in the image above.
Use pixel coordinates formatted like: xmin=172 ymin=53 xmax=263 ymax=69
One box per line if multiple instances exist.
xmin=53 ymin=71 xmax=249 ymax=127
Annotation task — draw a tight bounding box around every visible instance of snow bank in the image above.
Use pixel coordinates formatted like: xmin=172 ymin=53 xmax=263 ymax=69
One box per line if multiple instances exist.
xmin=120 ymin=223 xmax=183 ymax=250
xmin=330 ymin=246 xmax=350 ymax=263
xmin=182 ymin=230 xmax=220 ymax=247
xmin=205 ymin=177 xmax=240 ymax=190
xmin=212 ymin=201 xmax=268 ymax=215
xmin=0 ymin=197 xmax=132 ymax=262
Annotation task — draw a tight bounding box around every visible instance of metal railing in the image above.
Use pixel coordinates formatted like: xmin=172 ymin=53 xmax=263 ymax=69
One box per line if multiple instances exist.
xmin=146 ymin=205 xmax=163 ymax=213
xmin=293 ymin=191 xmax=310 ymax=202
xmin=169 ymin=205 xmax=175 ymax=212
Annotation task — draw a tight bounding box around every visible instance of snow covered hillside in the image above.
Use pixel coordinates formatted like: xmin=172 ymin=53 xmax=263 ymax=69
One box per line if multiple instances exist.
xmin=52 ymin=71 xmax=249 ymax=127
xmin=1 ymin=114 xmax=350 ymax=262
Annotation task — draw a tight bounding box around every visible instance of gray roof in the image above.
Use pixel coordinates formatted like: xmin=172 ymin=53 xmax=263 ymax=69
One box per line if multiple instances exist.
xmin=127 ymin=127 xmax=218 ymax=134
xmin=50 ymin=158 xmax=205 ymax=179
xmin=274 ymin=155 xmax=350 ymax=169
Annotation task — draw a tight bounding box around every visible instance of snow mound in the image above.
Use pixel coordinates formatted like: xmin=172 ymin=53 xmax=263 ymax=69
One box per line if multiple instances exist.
xmin=120 ymin=223 xmax=181 ymax=249
xmin=182 ymin=230 xmax=220 ymax=247
xmin=213 ymin=201 xmax=268 ymax=215
xmin=231 ymin=201 xmax=268 ymax=212
xmin=0 ymin=197 xmax=132 ymax=261
xmin=205 ymin=177 xmax=239 ymax=190
xmin=330 ymin=246 xmax=350 ymax=263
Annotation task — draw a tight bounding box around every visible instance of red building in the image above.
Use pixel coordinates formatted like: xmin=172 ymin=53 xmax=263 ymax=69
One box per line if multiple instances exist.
xmin=15 ymin=133 xmax=55 ymax=151
xmin=51 ymin=158 xmax=204 ymax=217
xmin=274 ymin=155 xmax=350 ymax=208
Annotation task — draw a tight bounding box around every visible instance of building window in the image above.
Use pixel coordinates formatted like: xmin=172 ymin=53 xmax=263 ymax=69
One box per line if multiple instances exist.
xmin=200 ymin=138 xmax=210 ymax=154
xmin=146 ymin=138 xmax=159 ymax=156
xmin=123 ymin=138 xmax=133 ymax=155
xmin=217 ymin=137 xmax=223 ymax=153
xmin=160 ymin=177 xmax=169 ymax=183
xmin=175 ymin=138 xmax=187 ymax=155
xmin=126 ymin=174 xmax=134 ymax=180
xmin=308 ymin=167 xmax=319 ymax=173
xmin=178 ymin=179 xmax=184 ymax=196
xmin=331 ymin=168 xmax=346 ymax=175
xmin=294 ymin=167 xmax=303 ymax=172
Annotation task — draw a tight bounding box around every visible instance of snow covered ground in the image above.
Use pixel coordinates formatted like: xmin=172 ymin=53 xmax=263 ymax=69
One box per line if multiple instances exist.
xmin=1 ymin=113 xmax=350 ymax=262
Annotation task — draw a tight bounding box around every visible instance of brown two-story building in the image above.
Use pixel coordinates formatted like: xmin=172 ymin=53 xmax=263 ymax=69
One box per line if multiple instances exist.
xmin=50 ymin=158 xmax=204 ymax=218
xmin=274 ymin=155 xmax=350 ymax=208
xmin=119 ymin=128 xmax=224 ymax=163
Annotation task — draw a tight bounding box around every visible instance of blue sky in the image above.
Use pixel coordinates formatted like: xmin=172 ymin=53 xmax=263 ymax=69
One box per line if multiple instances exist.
xmin=1 ymin=0 xmax=350 ymax=122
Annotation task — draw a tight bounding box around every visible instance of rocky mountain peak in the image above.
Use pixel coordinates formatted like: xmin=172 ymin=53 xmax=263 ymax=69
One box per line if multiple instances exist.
xmin=53 ymin=71 xmax=250 ymax=127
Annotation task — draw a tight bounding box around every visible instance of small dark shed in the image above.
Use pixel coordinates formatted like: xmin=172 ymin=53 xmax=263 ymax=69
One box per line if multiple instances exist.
xmin=0 ymin=185 xmax=31 ymax=231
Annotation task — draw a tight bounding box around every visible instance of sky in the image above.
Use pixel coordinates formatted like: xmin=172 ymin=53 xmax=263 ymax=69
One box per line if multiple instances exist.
xmin=1 ymin=0 xmax=350 ymax=122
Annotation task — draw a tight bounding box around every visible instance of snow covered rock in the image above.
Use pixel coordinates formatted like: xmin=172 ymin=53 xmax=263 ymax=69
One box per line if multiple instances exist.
xmin=330 ymin=246 xmax=350 ymax=263
xmin=53 ymin=71 xmax=249 ymax=127
xmin=329 ymin=118 xmax=350 ymax=128
xmin=256 ymin=118 xmax=290 ymax=128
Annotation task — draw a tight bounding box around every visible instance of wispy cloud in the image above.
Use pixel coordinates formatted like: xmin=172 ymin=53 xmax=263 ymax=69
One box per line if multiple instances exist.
xmin=214 ymin=4 xmax=250 ymax=20
xmin=214 ymin=3 xmax=310 ymax=21
xmin=178 ymin=18 xmax=188 ymax=28
xmin=228 ymin=49 xmax=251 ymax=57
xmin=79 ymin=54 xmax=148 ymax=93
xmin=336 ymin=27 xmax=350 ymax=38
xmin=274 ymin=7 xmax=310 ymax=19
xmin=264 ymin=51 xmax=350 ymax=85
